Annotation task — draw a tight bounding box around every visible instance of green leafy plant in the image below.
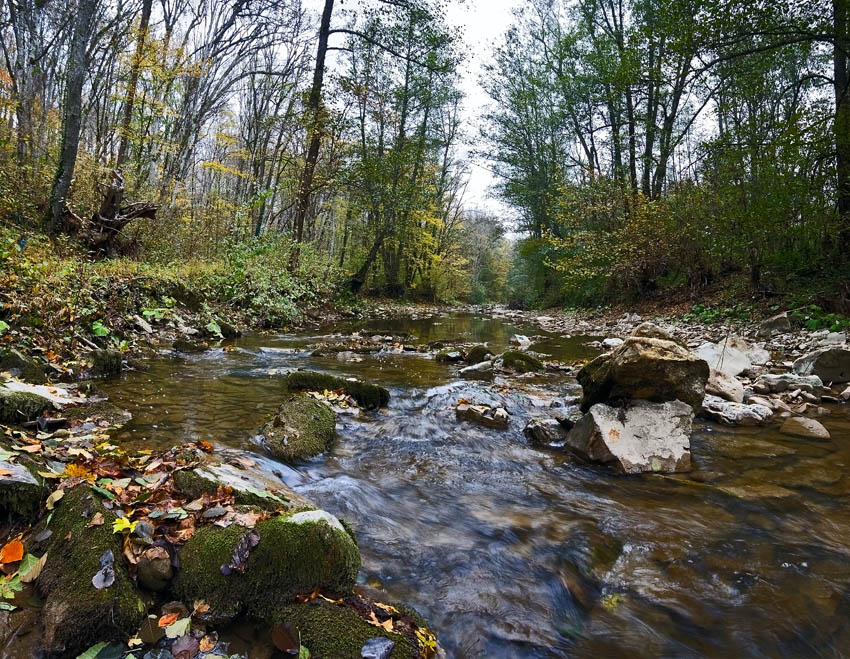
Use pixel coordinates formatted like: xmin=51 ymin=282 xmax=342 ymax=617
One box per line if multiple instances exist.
xmin=91 ymin=320 xmax=110 ymax=336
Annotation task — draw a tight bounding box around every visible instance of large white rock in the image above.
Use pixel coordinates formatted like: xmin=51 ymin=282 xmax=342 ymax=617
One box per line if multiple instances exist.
xmin=705 ymin=369 xmax=744 ymax=403
xmin=793 ymin=347 xmax=850 ymax=383
xmin=565 ymin=400 xmax=693 ymax=474
xmin=694 ymin=341 xmax=751 ymax=377
xmin=700 ymin=394 xmax=773 ymax=426
xmin=726 ymin=336 xmax=771 ymax=365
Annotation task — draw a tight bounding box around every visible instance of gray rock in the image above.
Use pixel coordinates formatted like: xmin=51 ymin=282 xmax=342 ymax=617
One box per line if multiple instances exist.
xmin=361 ymin=637 xmax=395 ymax=659
xmin=706 ymin=369 xmax=744 ymax=403
xmin=0 ymin=460 xmax=43 ymax=519
xmin=511 ymin=334 xmax=532 ymax=350
xmin=136 ymin=546 xmax=173 ymax=591
xmin=133 ymin=315 xmax=153 ymax=334
xmin=694 ymin=341 xmax=751 ymax=377
xmin=565 ymin=400 xmax=693 ymax=473
xmin=700 ymin=394 xmax=773 ymax=426
xmin=793 ymin=347 xmax=850 ymax=383
xmin=840 ymin=385 xmax=850 ymax=401
xmin=780 ymin=416 xmax=830 ymax=439
xmin=601 ymin=338 xmax=624 ymax=350
xmin=818 ymin=332 xmax=846 ymax=346
xmin=523 ymin=418 xmax=571 ymax=445
xmin=758 ymin=312 xmax=791 ymax=337
xmin=753 ymin=373 xmax=823 ymax=393
xmin=459 ymin=360 xmax=494 ymax=379
xmin=725 ymin=336 xmax=771 ymax=365
xmin=631 ymin=322 xmax=676 ymax=342
xmin=456 ymin=403 xmax=509 ymax=429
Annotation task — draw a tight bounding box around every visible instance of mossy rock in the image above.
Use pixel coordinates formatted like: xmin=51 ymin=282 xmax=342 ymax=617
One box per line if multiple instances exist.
xmin=466 ymin=344 xmax=493 ymax=365
xmin=0 ymin=348 xmax=47 ymax=383
xmin=173 ymin=462 xmax=312 ymax=510
xmin=218 ymin=320 xmax=242 ymax=338
xmin=172 ymin=338 xmax=208 ymax=353
xmin=36 ymin=485 xmax=147 ymax=655
xmin=0 ymin=458 xmax=45 ymax=519
xmin=260 ymin=394 xmax=335 ymax=462
xmin=283 ymin=371 xmax=390 ymax=410
xmin=435 ymin=349 xmax=463 ymax=363
xmin=501 ymin=350 xmax=544 ymax=373
xmin=88 ymin=349 xmax=123 ymax=377
xmin=174 ymin=510 xmax=360 ymax=624
xmin=274 ymin=601 xmax=420 ymax=659
xmin=65 ymin=401 xmax=132 ymax=427
xmin=0 ymin=389 xmax=49 ymax=424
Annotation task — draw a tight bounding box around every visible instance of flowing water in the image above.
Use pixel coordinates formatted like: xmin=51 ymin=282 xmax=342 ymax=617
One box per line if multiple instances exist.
xmin=97 ymin=312 xmax=850 ymax=658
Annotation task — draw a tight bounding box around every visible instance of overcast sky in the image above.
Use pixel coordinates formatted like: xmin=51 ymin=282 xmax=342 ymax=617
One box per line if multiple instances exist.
xmin=307 ymin=0 xmax=523 ymax=222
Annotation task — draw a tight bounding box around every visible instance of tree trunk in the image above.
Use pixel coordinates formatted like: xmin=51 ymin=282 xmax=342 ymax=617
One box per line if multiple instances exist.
xmin=292 ymin=0 xmax=334 ymax=248
xmin=116 ymin=0 xmax=153 ymax=168
xmin=835 ymin=0 xmax=850 ymax=253
xmin=47 ymin=0 xmax=97 ymax=233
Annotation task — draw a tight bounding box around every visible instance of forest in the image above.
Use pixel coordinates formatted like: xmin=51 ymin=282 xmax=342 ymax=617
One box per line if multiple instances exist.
xmin=0 ymin=0 xmax=848 ymax=314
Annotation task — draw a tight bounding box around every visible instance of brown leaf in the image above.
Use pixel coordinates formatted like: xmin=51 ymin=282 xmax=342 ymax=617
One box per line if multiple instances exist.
xmin=87 ymin=512 xmax=105 ymax=528
xmin=172 ymin=634 xmax=199 ymax=659
xmin=0 ymin=539 xmax=24 ymax=564
xmin=199 ymin=633 xmax=217 ymax=652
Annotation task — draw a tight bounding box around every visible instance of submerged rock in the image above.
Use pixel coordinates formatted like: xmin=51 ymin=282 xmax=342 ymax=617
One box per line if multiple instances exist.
xmin=259 ymin=394 xmax=336 ymax=462
xmin=693 ymin=341 xmax=751 ymax=377
xmin=523 ymin=417 xmax=572 ymax=445
xmin=780 ymin=416 xmax=830 ymax=440
xmin=705 ymin=369 xmax=744 ymax=403
xmin=577 ymin=336 xmax=709 ymax=412
xmin=37 ymin=485 xmax=146 ymax=655
xmin=499 ymin=350 xmax=544 ymax=374
xmin=174 ymin=510 xmax=360 ymax=624
xmin=565 ymin=400 xmax=693 ymax=473
xmin=283 ymin=371 xmax=390 ymax=410
xmin=793 ymin=347 xmax=850 ymax=383
xmin=456 ymin=403 xmax=509 ymax=429
xmin=172 ymin=338 xmax=208 ymax=353
xmin=700 ymin=394 xmax=773 ymax=426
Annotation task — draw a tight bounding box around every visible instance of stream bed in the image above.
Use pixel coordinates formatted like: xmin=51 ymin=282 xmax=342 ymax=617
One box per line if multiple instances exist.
xmin=98 ymin=312 xmax=850 ymax=658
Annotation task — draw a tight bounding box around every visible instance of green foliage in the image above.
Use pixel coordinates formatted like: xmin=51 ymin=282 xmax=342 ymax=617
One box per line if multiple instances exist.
xmin=683 ymin=304 xmax=753 ymax=324
xmin=91 ymin=320 xmax=110 ymax=336
xmin=790 ymin=306 xmax=850 ymax=331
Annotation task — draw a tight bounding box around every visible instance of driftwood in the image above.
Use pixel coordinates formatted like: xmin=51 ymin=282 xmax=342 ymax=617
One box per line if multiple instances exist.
xmin=64 ymin=170 xmax=158 ymax=257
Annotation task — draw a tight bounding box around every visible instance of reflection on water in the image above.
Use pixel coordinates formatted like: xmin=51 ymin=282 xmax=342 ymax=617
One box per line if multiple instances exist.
xmin=98 ymin=313 xmax=850 ymax=658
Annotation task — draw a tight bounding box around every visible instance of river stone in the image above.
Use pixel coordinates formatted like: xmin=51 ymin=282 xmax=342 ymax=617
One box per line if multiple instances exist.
xmin=260 ymin=394 xmax=335 ymax=462
xmin=459 ymin=360 xmax=493 ymax=379
xmin=780 ymin=417 xmax=830 ymax=439
xmin=601 ymin=338 xmax=624 ymax=350
xmin=753 ymin=373 xmax=823 ymax=394
xmin=283 ymin=371 xmax=390 ymax=410
xmin=511 ymin=334 xmax=532 ymax=349
xmin=523 ymin=417 xmax=571 ymax=445
xmin=0 ymin=348 xmax=47 ymax=383
xmin=500 ymin=350 xmax=544 ymax=373
xmin=0 ymin=389 xmax=49 ymax=424
xmin=0 ymin=460 xmax=43 ymax=519
xmin=565 ymin=400 xmax=693 ymax=474
xmin=137 ymin=546 xmax=173 ymax=591
xmin=436 ymin=349 xmax=463 ymax=363
xmin=577 ymin=336 xmax=709 ymax=412
xmin=793 ymin=347 xmax=850 ymax=383
xmin=456 ymin=403 xmax=509 ymax=429
xmin=88 ymin=349 xmax=123 ymax=377
xmin=693 ymin=341 xmax=751 ymax=377
xmin=465 ymin=344 xmax=493 ymax=365
xmin=700 ymin=394 xmax=773 ymax=426
xmin=287 ymin=509 xmax=346 ymax=533
xmin=758 ymin=312 xmax=791 ymax=337
xmin=705 ymin=369 xmax=744 ymax=403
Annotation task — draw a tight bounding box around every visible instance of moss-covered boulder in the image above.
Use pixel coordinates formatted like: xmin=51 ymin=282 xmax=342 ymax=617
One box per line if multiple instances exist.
xmin=435 ymin=349 xmax=463 ymax=363
xmin=174 ymin=510 xmax=360 ymax=623
xmin=172 ymin=338 xmax=208 ymax=353
xmin=36 ymin=485 xmax=147 ymax=655
xmin=89 ymin=349 xmax=123 ymax=377
xmin=173 ymin=461 xmax=312 ymax=510
xmin=0 ymin=389 xmax=49 ymax=424
xmin=0 ymin=459 xmax=45 ymax=519
xmin=466 ymin=344 xmax=493 ymax=365
xmin=500 ymin=350 xmax=545 ymax=374
xmin=65 ymin=400 xmax=132 ymax=427
xmin=0 ymin=348 xmax=47 ymax=383
xmin=260 ymin=394 xmax=335 ymax=462
xmin=274 ymin=601 xmax=420 ymax=659
xmin=283 ymin=371 xmax=390 ymax=410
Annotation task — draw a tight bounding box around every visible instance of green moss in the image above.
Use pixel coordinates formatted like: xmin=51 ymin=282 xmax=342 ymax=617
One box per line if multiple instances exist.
xmin=466 ymin=345 xmax=492 ymax=365
xmin=89 ymin=349 xmax=123 ymax=377
xmin=172 ymin=465 xmax=308 ymax=510
xmin=0 ymin=390 xmax=49 ymax=424
xmin=0 ymin=348 xmax=47 ymax=383
xmin=261 ymin=394 xmax=335 ymax=462
xmin=435 ymin=348 xmax=463 ymax=363
xmin=65 ymin=401 xmax=131 ymax=427
xmin=283 ymin=371 xmax=390 ymax=410
xmin=273 ymin=602 xmax=419 ymax=659
xmin=174 ymin=513 xmax=361 ymax=624
xmin=501 ymin=350 xmax=544 ymax=373
xmin=172 ymin=524 xmax=247 ymax=624
xmin=36 ymin=485 xmax=146 ymax=655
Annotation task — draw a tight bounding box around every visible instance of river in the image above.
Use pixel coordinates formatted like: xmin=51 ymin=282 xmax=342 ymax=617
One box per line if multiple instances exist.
xmin=98 ymin=312 xmax=850 ymax=658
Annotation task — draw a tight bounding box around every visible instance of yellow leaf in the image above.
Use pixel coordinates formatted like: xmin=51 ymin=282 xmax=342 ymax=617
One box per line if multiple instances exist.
xmin=112 ymin=517 xmax=137 ymax=534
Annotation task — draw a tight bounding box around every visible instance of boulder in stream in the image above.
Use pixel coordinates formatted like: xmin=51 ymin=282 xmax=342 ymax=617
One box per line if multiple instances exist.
xmin=283 ymin=370 xmax=390 ymax=410
xmin=524 ymin=417 xmax=573 ymax=445
xmin=700 ymin=394 xmax=773 ymax=426
xmin=499 ymin=350 xmax=544 ymax=373
xmin=466 ymin=344 xmax=493 ymax=364
xmin=174 ymin=509 xmax=360 ymax=624
xmin=259 ymin=393 xmax=336 ymax=462
xmin=577 ymin=336 xmax=709 ymax=412
xmin=693 ymin=341 xmax=751 ymax=377
xmin=0 ymin=388 xmax=49 ymax=424
xmin=780 ymin=416 xmax=830 ymax=440
xmin=88 ymin=348 xmax=123 ymax=377
xmin=565 ymin=400 xmax=693 ymax=473
xmin=793 ymin=347 xmax=850 ymax=383
xmin=456 ymin=403 xmax=509 ymax=429
xmin=459 ymin=360 xmax=494 ymax=379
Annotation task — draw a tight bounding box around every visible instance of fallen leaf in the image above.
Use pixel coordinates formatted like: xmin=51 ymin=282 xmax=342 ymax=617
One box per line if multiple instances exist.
xmin=112 ymin=517 xmax=137 ymax=534
xmin=138 ymin=616 xmax=165 ymax=644
xmin=87 ymin=512 xmax=105 ymax=528
xmin=45 ymin=488 xmax=64 ymax=510
xmin=92 ymin=549 xmax=115 ymax=589
xmin=199 ymin=633 xmax=218 ymax=652
xmin=172 ymin=633 xmax=200 ymax=659
xmin=220 ymin=529 xmax=259 ymax=575
xmin=0 ymin=540 xmax=23 ymax=564
xmin=165 ymin=616 xmax=191 ymax=639
xmin=158 ymin=612 xmax=180 ymax=628
xmin=192 ymin=600 xmax=211 ymax=617
xmin=16 ymin=443 xmax=41 ymax=453
xmin=19 ymin=552 xmax=47 ymax=583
